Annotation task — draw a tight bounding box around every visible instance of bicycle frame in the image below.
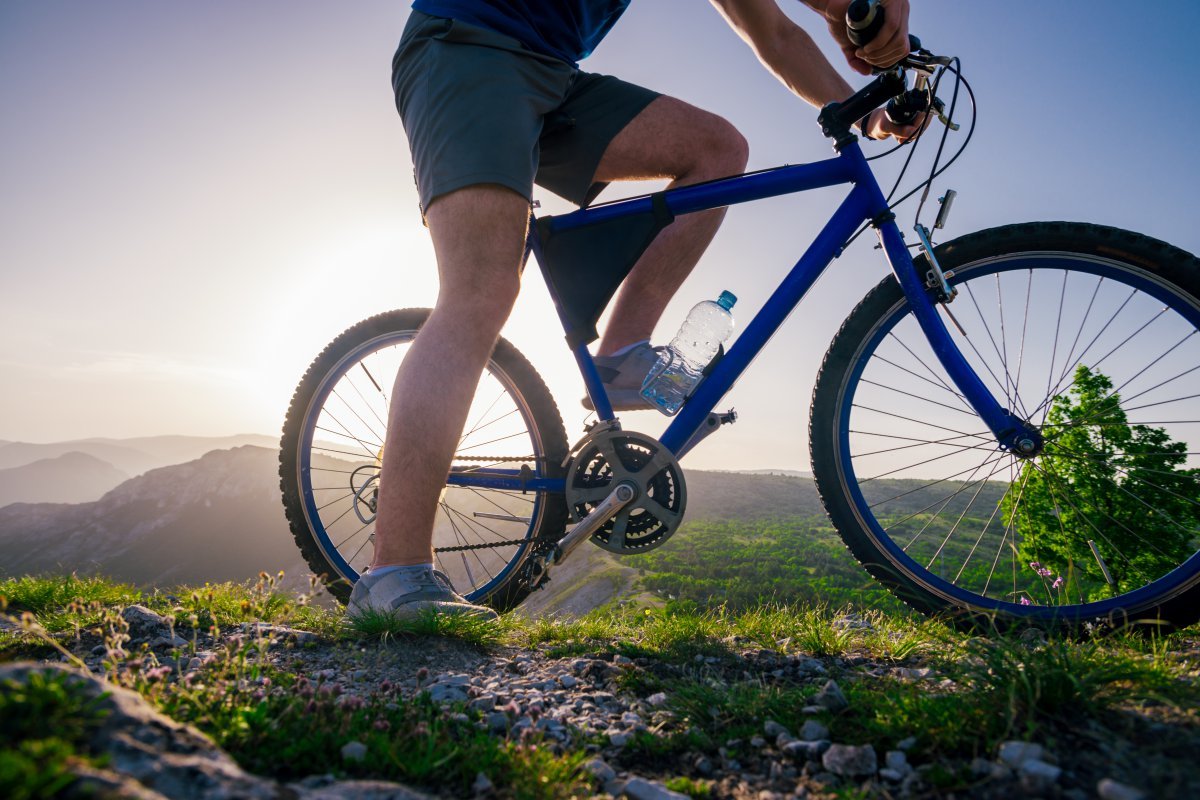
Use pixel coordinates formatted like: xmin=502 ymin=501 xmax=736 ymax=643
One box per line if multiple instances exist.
xmin=445 ymin=139 xmax=1032 ymax=495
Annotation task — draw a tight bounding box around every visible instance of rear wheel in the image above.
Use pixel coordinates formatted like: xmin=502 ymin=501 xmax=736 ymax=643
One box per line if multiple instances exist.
xmin=811 ymin=223 xmax=1200 ymax=631
xmin=280 ymin=309 xmax=569 ymax=611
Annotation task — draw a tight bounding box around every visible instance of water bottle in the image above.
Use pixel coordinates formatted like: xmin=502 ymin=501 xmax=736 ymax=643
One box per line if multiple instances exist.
xmin=640 ymin=290 xmax=737 ymax=415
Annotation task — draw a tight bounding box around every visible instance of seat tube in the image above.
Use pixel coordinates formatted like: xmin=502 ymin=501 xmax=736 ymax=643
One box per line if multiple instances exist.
xmin=874 ymin=218 xmax=1027 ymax=446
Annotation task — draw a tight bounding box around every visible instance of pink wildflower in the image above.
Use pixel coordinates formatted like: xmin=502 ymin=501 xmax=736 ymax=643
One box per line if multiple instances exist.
xmin=1019 ymin=597 xmax=1031 ymax=606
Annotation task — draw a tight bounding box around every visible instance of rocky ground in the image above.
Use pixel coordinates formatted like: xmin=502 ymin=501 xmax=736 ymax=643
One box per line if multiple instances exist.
xmin=7 ymin=603 xmax=1197 ymax=800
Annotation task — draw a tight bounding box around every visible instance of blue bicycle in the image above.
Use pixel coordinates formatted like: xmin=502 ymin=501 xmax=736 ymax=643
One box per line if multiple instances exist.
xmin=280 ymin=27 xmax=1200 ymax=631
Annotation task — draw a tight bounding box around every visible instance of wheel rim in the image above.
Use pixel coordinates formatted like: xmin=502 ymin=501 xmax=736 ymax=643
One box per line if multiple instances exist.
xmin=295 ymin=330 xmax=548 ymax=601
xmin=834 ymin=252 xmax=1200 ymax=620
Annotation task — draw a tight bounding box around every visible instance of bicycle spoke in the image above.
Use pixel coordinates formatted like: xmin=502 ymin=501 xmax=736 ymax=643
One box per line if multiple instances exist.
xmin=923 ymin=456 xmax=1011 ymax=571
xmin=886 ymin=332 xmax=970 ymax=405
xmin=859 ymin=378 xmax=982 ymax=416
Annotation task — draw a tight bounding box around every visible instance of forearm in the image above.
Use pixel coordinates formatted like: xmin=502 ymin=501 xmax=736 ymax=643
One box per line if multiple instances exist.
xmin=711 ymin=0 xmax=854 ymax=109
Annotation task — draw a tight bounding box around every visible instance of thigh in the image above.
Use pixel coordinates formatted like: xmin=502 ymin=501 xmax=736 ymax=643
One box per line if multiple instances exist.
xmin=535 ymin=72 xmax=660 ymax=206
xmin=393 ymin=13 xmax=573 ymax=213
xmin=590 ymin=95 xmax=747 ymax=184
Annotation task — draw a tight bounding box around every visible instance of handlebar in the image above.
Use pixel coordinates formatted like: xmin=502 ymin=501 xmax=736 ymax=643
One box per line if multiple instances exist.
xmin=816 ymin=0 xmax=955 ymax=145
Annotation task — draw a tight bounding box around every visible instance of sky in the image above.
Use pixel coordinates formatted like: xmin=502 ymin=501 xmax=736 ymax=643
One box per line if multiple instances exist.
xmin=2 ymin=0 xmax=1199 ymax=472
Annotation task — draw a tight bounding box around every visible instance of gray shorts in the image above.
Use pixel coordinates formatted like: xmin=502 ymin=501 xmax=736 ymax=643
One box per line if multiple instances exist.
xmin=391 ymin=11 xmax=660 ymax=211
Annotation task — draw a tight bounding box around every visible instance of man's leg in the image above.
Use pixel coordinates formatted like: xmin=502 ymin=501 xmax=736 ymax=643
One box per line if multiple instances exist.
xmin=370 ymin=184 xmax=530 ymax=570
xmin=591 ymin=96 xmax=749 ymax=356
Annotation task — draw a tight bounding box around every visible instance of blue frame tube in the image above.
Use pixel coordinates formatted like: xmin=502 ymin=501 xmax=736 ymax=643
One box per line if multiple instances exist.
xmin=449 ymin=142 xmax=1022 ymax=493
xmin=662 ymin=182 xmax=875 ymax=452
xmin=546 ymin=156 xmax=857 ymax=233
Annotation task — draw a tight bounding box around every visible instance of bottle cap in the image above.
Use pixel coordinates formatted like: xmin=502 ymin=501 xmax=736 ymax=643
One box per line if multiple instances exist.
xmin=717 ymin=290 xmax=737 ymax=310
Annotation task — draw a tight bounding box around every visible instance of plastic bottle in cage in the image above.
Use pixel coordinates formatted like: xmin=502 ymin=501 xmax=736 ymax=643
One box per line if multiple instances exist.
xmin=640 ymin=290 xmax=737 ymax=416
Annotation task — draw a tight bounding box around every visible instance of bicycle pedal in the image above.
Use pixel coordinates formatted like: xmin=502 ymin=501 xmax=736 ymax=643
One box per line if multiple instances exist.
xmin=681 ymin=409 xmax=737 ymax=455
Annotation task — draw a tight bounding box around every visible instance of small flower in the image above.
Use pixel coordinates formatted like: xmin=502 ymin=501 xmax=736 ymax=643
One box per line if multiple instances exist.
xmin=1037 ymin=567 xmax=1053 ymax=578
xmin=373 ymin=718 xmax=391 ymax=732
xmin=145 ymin=666 xmax=172 ymax=682
xmin=1029 ymin=561 xmax=1041 ymax=569
xmin=1019 ymin=597 xmax=1031 ymax=606
xmin=1052 ymin=576 xmax=1064 ymax=589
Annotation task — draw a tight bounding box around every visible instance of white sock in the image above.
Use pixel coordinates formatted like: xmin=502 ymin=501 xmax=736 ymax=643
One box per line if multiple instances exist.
xmin=606 ymin=339 xmax=650 ymax=358
xmin=366 ymin=563 xmax=433 ymax=579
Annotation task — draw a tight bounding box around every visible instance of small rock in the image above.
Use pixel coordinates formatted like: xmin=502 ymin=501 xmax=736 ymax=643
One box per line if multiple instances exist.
xmin=485 ymin=712 xmax=508 ymax=733
xmin=822 ymin=743 xmax=877 ymax=777
xmin=120 ymin=605 xmax=171 ymax=638
xmin=879 ymin=768 xmax=904 ymax=782
xmin=750 ymin=736 xmax=767 ymax=748
xmin=340 ymin=741 xmax=368 ymax=762
xmin=558 ymin=674 xmax=578 ymax=689
xmin=885 ymin=750 xmax=911 ymax=777
xmin=764 ymin=720 xmax=790 ymax=739
xmin=783 ymin=740 xmax=831 ymax=760
xmin=647 ymin=692 xmax=668 ymax=707
xmin=812 ymin=680 xmax=849 ymax=712
xmin=428 ymin=684 xmax=469 ymax=704
xmin=436 ymin=673 xmax=472 ymax=686
xmin=1097 ymin=779 xmax=1145 ymax=800
xmin=1019 ymin=759 xmax=1062 ymax=791
xmin=896 ymin=736 xmax=917 ymax=751
xmin=604 ymin=778 xmax=628 ymax=797
xmin=91 ymin=645 xmax=106 ymax=655
xmin=468 ymin=694 xmax=497 ymax=713
xmin=694 ymin=755 xmax=714 ymax=776
xmin=896 ymin=667 xmax=932 ymax=680
xmin=799 ymin=720 xmax=828 ymax=741
xmin=582 ymin=758 xmax=616 ymax=783
xmin=997 ymin=740 xmax=1044 ymax=768
xmin=607 ymin=729 xmax=631 ymax=747
xmin=624 ymin=777 xmax=690 ymax=800
xmin=621 ymin=711 xmax=642 ymax=727
xmin=148 ymin=635 xmax=188 ymax=650
xmin=471 ymin=772 xmax=493 ymax=794
xmin=969 ymin=757 xmax=993 ymax=777
xmin=613 ymin=654 xmax=634 ymax=666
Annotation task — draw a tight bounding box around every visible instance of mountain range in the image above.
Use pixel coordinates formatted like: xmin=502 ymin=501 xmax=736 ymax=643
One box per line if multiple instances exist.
xmin=0 ymin=434 xmax=277 ymax=507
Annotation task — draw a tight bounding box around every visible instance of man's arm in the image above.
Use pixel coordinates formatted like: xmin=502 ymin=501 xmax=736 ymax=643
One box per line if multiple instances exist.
xmin=709 ymin=0 xmax=919 ymax=141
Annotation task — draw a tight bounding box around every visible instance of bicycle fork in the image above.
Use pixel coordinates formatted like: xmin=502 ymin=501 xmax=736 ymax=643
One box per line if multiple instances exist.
xmin=873 ymin=212 xmax=1042 ymax=455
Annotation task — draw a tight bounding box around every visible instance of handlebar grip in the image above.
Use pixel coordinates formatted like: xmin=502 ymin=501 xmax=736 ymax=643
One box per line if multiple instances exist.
xmin=846 ymin=0 xmax=884 ymax=48
xmin=886 ymin=89 xmax=929 ymax=126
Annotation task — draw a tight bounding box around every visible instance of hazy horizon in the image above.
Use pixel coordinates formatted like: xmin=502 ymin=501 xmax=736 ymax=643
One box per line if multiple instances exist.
xmin=4 ymin=1 xmax=1198 ymax=473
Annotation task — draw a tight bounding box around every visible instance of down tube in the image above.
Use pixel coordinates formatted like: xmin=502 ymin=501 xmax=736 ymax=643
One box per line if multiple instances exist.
xmin=660 ymin=185 xmax=875 ymax=454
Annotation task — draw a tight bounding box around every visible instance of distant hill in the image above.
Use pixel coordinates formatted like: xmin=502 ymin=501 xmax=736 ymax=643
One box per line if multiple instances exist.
xmin=726 ymin=468 xmax=814 ymax=479
xmin=0 ymin=446 xmax=307 ymax=589
xmin=0 ymin=452 xmax=129 ymax=507
xmin=0 ymin=434 xmax=278 ymax=478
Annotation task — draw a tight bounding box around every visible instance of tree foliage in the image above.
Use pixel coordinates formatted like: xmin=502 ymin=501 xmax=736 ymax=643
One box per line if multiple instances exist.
xmin=1003 ymin=365 xmax=1199 ymax=601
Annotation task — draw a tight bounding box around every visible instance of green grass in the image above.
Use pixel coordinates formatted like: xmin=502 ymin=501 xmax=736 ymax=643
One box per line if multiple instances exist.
xmin=0 ymin=668 xmax=111 ymax=800
xmin=2 ymin=572 xmax=1197 ymax=799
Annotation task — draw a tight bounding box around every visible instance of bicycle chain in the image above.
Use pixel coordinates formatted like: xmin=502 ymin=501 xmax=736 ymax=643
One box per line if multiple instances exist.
xmin=434 ymin=534 xmax=560 ymax=554
xmin=439 ymin=452 xmax=553 ymax=553
xmin=451 ymin=454 xmax=545 ymax=463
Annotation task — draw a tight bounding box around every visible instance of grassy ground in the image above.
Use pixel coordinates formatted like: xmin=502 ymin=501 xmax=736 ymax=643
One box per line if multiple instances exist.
xmin=2 ymin=574 xmax=1198 ymax=799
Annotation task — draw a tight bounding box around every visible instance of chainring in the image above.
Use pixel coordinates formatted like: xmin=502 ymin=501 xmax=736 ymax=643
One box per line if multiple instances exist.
xmin=564 ymin=429 xmax=686 ymax=554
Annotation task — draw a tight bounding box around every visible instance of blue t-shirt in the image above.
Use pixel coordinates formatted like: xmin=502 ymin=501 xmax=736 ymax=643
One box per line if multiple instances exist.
xmin=411 ymin=0 xmax=631 ymax=65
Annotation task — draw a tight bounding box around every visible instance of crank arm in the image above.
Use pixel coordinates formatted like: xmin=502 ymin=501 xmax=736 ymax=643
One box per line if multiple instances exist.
xmin=553 ymin=481 xmax=637 ymax=565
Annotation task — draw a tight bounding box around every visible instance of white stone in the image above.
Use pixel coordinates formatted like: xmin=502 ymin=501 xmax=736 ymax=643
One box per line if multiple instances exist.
xmin=799 ymin=720 xmax=829 ymax=741
xmin=1097 ymin=778 xmax=1146 ymax=800
xmin=582 ymin=758 xmax=616 ymax=782
xmin=340 ymin=741 xmax=368 ymax=762
xmin=822 ymin=743 xmax=877 ymax=776
xmin=997 ymin=740 xmax=1044 ymax=767
xmin=624 ymin=777 xmax=690 ymax=800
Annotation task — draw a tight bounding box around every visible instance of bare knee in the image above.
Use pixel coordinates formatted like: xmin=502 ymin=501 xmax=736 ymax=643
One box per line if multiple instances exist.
xmin=709 ymin=116 xmax=750 ymax=176
xmin=680 ymin=112 xmax=748 ymax=183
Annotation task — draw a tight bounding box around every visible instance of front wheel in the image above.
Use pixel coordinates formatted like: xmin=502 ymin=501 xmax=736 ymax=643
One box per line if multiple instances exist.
xmin=811 ymin=222 xmax=1200 ymax=631
xmin=279 ymin=309 xmax=570 ymax=611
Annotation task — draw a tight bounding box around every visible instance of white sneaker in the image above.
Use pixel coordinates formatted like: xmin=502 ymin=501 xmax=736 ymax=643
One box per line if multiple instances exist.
xmin=347 ymin=567 xmax=498 ymax=621
xmin=581 ymin=342 xmax=662 ymax=411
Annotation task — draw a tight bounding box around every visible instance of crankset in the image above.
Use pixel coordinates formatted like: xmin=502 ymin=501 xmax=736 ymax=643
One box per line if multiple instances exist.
xmin=564 ymin=429 xmax=687 ymax=554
